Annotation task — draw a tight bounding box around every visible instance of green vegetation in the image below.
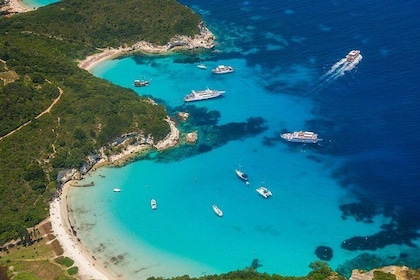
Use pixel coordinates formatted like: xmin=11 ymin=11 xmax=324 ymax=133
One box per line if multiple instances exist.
xmin=54 ymin=256 xmax=74 ymax=267
xmin=0 ymin=0 xmax=201 ymax=247
xmin=372 ymin=271 xmax=397 ymax=280
xmin=66 ymin=266 xmax=78 ymax=276
xmin=146 ymin=262 xmax=346 ymax=280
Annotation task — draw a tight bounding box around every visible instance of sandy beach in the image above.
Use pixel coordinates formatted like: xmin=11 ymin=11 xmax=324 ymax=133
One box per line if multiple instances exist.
xmin=50 ymin=181 xmax=117 ymax=280
xmin=2 ymin=0 xmax=34 ymax=13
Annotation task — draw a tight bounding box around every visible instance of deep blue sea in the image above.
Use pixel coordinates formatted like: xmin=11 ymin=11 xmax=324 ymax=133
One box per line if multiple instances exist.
xmin=35 ymin=0 xmax=420 ymax=279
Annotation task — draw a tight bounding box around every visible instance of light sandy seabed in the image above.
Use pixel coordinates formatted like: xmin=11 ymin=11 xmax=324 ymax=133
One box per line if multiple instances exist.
xmin=50 ymin=181 xmax=117 ymax=280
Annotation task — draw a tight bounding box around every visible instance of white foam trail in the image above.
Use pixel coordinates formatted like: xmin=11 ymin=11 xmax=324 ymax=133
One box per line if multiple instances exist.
xmin=313 ymin=55 xmax=362 ymax=92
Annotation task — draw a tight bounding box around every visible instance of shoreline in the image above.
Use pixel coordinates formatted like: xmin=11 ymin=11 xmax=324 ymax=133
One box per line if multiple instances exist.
xmin=51 ymin=118 xmax=181 ymax=279
xmin=2 ymin=0 xmax=35 ymax=14
xmin=50 ymin=180 xmax=117 ymax=280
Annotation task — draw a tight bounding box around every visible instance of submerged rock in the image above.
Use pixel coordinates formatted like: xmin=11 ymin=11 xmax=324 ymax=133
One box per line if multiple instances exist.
xmin=315 ymin=245 xmax=333 ymax=261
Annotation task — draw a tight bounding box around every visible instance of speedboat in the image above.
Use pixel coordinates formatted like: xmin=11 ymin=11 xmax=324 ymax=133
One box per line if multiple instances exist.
xmin=235 ymin=169 xmax=249 ymax=183
xmin=211 ymin=65 xmax=234 ymax=74
xmin=256 ymin=186 xmax=272 ymax=198
xmin=280 ymin=131 xmax=322 ymax=144
xmin=113 ymin=188 xmax=121 ymax=192
xmin=151 ymin=199 xmax=157 ymax=210
xmin=346 ymin=50 xmax=361 ymax=62
xmin=197 ymin=64 xmax=207 ymax=69
xmin=212 ymin=204 xmax=223 ymax=217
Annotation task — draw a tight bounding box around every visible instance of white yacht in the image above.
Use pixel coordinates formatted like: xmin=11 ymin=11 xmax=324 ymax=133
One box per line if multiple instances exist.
xmin=235 ymin=169 xmax=249 ymax=183
xmin=197 ymin=64 xmax=207 ymax=69
xmin=212 ymin=204 xmax=223 ymax=217
xmin=184 ymin=88 xmax=225 ymax=102
xmin=211 ymin=65 xmax=234 ymax=74
xmin=151 ymin=199 xmax=157 ymax=210
xmin=281 ymin=131 xmax=322 ymax=144
xmin=112 ymin=188 xmax=121 ymax=192
xmin=256 ymin=186 xmax=272 ymax=198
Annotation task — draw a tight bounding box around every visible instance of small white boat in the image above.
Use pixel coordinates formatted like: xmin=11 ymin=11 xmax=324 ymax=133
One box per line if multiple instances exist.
xmin=280 ymin=131 xmax=322 ymax=144
xmin=151 ymin=199 xmax=157 ymax=210
xmin=256 ymin=186 xmax=272 ymax=198
xmin=113 ymin=188 xmax=121 ymax=192
xmin=197 ymin=64 xmax=207 ymax=69
xmin=212 ymin=204 xmax=223 ymax=217
xmin=134 ymin=79 xmax=150 ymax=87
xmin=235 ymin=169 xmax=249 ymax=184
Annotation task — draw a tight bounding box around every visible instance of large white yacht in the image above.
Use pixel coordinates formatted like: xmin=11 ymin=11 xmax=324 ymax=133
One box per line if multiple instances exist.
xmin=256 ymin=186 xmax=272 ymax=198
xmin=281 ymin=131 xmax=322 ymax=144
xmin=184 ymin=88 xmax=225 ymax=102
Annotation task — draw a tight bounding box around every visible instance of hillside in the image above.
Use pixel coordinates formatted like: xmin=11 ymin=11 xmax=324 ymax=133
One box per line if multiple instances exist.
xmin=0 ymin=0 xmax=202 ymax=245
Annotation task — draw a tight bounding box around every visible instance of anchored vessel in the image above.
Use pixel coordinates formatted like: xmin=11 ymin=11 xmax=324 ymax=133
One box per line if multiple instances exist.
xmin=212 ymin=204 xmax=223 ymax=217
xmin=134 ymin=79 xmax=150 ymax=87
xmin=235 ymin=169 xmax=249 ymax=182
xmin=113 ymin=188 xmax=121 ymax=192
xmin=346 ymin=50 xmax=361 ymax=62
xmin=281 ymin=131 xmax=322 ymax=144
xmin=151 ymin=199 xmax=157 ymax=210
xmin=184 ymin=88 xmax=225 ymax=102
xmin=256 ymin=186 xmax=272 ymax=198
xmin=211 ymin=65 xmax=234 ymax=74
xmin=197 ymin=64 xmax=207 ymax=69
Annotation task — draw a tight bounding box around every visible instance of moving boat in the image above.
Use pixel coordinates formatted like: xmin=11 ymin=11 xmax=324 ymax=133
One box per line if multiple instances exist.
xmin=197 ymin=64 xmax=207 ymax=69
xmin=134 ymin=79 xmax=150 ymax=87
xmin=235 ymin=169 xmax=249 ymax=184
xmin=256 ymin=186 xmax=272 ymax=198
xmin=113 ymin=188 xmax=121 ymax=192
xmin=184 ymin=88 xmax=225 ymax=102
xmin=211 ymin=65 xmax=234 ymax=74
xmin=212 ymin=204 xmax=223 ymax=217
xmin=151 ymin=199 xmax=157 ymax=210
xmin=346 ymin=50 xmax=361 ymax=62
xmin=280 ymin=131 xmax=322 ymax=144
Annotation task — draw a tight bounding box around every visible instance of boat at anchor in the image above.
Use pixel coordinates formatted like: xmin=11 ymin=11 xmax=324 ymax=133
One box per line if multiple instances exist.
xmin=211 ymin=65 xmax=234 ymax=74
xmin=184 ymin=88 xmax=225 ymax=102
xmin=256 ymin=186 xmax=272 ymax=198
xmin=151 ymin=199 xmax=157 ymax=210
xmin=235 ymin=169 xmax=249 ymax=184
xmin=281 ymin=131 xmax=322 ymax=144
xmin=134 ymin=79 xmax=150 ymax=87
xmin=212 ymin=204 xmax=223 ymax=217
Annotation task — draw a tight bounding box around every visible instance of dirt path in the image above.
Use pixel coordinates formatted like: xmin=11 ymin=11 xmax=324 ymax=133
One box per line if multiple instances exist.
xmin=0 ymin=86 xmax=63 ymax=141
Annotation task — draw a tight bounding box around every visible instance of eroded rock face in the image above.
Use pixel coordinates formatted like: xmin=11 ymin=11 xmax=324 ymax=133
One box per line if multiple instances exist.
xmin=349 ymin=266 xmax=410 ymax=280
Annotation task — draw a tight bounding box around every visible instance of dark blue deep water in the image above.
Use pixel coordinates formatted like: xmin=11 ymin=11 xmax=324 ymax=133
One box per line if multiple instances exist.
xmin=178 ymin=0 xmax=420 ymax=271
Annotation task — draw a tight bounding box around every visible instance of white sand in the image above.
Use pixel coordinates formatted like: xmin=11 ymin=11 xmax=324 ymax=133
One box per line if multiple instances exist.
xmin=50 ymin=181 xmax=117 ymax=280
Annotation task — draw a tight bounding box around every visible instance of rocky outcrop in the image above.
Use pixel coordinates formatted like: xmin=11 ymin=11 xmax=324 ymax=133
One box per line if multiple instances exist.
xmin=154 ymin=118 xmax=180 ymax=151
xmin=185 ymin=131 xmax=198 ymax=144
xmin=349 ymin=266 xmax=411 ymax=280
xmin=131 ymin=21 xmax=215 ymax=54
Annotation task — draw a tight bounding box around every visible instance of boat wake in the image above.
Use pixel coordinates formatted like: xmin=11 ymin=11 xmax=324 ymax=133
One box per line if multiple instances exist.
xmin=313 ymin=51 xmax=362 ymax=91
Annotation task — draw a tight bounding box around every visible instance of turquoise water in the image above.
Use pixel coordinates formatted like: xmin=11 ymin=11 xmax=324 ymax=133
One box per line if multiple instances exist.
xmin=21 ymin=0 xmax=58 ymax=9
xmin=62 ymin=0 xmax=420 ymax=279
xmin=67 ymin=54 xmax=394 ymax=279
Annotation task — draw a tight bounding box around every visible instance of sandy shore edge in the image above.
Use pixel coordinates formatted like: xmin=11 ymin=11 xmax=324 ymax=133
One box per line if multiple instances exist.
xmin=2 ymin=0 xmax=35 ymax=13
xmin=50 ymin=181 xmax=118 ymax=280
